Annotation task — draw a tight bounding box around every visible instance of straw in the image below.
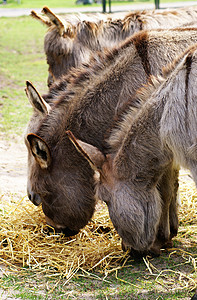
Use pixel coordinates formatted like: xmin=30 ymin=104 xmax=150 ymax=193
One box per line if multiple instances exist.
xmin=0 ymin=169 xmax=196 ymax=291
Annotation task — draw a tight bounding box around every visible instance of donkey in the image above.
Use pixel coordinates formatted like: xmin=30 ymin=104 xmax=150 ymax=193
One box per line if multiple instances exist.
xmin=31 ymin=6 xmax=197 ymax=86
xmin=191 ymin=292 xmax=197 ymax=300
xmin=67 ymin=43 xmax=197 ymax=254
xmin=25 ymin=28 xmax=197 ymax=253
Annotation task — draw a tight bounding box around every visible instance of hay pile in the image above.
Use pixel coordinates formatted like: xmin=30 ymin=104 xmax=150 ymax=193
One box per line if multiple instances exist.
xmin=0 ymin=169 xmax=196 ymax=290
xmin=178 ymin=171 xmax=197 ymax=242
xmin=0 ymin=195 xmax=126 ymax=281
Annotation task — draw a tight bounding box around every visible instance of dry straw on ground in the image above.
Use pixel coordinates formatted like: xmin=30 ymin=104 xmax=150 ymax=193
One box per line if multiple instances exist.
xmin=0 ymin=195 xmax=125 ymax=279
xmin=0 ymin=170 xmax=196 ymax=291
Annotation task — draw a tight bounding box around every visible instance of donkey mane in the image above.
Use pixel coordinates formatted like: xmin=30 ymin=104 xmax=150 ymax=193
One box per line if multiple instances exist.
xmin=76 ymin=19 xmax=103 ymax=38
xmin=45 ymin=30 xmax=139 ymax=103
xmin=45 ymin=8 xmax=196 ymax=39
xmin=121 ymin=9 xmax=178 ymax=29
xmin=48 ymin=26 xmax=197 ymax=103
xmin=74 ymin=9 xmax=197 ymax=42
xmin=162 ymin=43 xmax=197 ymax=77
xmin=34 ymin=31 xmax=139 ymax=144
xmin=107 ymin=43 xmax=197 ymax=153
xmin=43 ymin=10 xmax=164 ymax=39
xmin=107 ymin=76 xmax=163 ymax=153
xmin=36 ymin=29 xmax=197 ymax=147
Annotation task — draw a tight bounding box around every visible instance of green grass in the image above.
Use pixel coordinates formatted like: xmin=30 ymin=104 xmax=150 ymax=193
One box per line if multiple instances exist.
xmin=0 ymin=246 xmax=196 ymax=299
xmin=0 ymin=0 xmax=195 ymax=9
xmin=0 ymin=16 xmax=48 ymax=136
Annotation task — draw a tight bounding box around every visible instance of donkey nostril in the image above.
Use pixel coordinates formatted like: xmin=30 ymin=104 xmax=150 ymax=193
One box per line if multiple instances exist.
xmin=27 ymin=190 xmax=42 ymax=206
xmin=33 ymin=194 xmax=42 ymax=206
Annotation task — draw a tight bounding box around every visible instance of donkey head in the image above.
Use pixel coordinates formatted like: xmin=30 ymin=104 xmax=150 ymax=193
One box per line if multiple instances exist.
xmin=31 ymin=7 xmax=78 ymax=87
xmin=66 ymin=130 xmax=162 ymax=252
xmin=25 ymin=82 xmax=96 ymax=236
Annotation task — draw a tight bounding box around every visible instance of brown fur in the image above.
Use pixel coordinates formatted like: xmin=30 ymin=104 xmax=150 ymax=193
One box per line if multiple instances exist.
xmin=33 ymin=7 xmax=197 ymax=86
xmin=25 ymin=28 xmax=197 ymax=250
xmin=92 ymin=43 xmax=197 ymax=253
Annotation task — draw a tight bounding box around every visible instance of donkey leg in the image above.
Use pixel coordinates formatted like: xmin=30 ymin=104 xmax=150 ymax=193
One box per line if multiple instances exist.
xmin=169 ymin=167 xmax=180 ymax=240
xmin=121 ymin=240 xmax=161 ymax=258
xmin=151 ymin=164 xmax=179 ymax=251
xmin=122 ymin=164 xmax=179 ymax=257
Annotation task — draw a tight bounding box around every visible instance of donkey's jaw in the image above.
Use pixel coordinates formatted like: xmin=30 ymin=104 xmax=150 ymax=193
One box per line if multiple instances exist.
xmin=45 ymin=215 xmax=79 ymax=236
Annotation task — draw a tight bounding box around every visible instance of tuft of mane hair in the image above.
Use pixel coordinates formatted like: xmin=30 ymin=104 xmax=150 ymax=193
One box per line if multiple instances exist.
xmin=162 ymin=43 xmax=197 ymax=77
xmin=77 ymin=20 xmax=103 ymax=38
xmin=107 ymin=75 xmax=163 ymax=153
xmin=107 ymin=42 xmax=197 ymax=153
xmin=46 ymin=33 xmax=136 ymax=106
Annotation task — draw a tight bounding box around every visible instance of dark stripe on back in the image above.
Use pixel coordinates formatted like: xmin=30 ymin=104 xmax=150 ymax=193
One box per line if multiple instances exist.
xmin=138 ymin=18 xmax=143 ymax=31
xmin=185 ymin=54 xmax=192 ymax=127
xmin=132 ymin=31 xmax=151 ymax=77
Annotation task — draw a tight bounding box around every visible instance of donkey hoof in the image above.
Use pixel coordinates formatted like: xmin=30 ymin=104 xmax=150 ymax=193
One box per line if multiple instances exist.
xmin=121 ymin=240 xmax=129 ymax=252
xmin=191 ymin=293 xmax=197 ymax=300
xmin=170 ymin=227 xmax=178 ymax=239
xmin=163 ymin=240 xmax=173 ymax=249
xmin=148 ymin=247 xmax=161 ymax=257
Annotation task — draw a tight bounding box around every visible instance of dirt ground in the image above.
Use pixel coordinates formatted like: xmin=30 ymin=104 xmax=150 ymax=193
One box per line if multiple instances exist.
xmin=0 ymin=135 xmax=194 ymax=198
xmin=0 ymin=137 xmax=27 ymax=298
xmin=0 ymin=136 xmax=27 ymax=198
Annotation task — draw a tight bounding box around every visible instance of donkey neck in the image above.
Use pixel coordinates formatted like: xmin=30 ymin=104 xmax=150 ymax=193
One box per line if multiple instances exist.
xmin=113 ymin=88 xmax=173 ymax=190
xmin=112 ymin=43 xmax=197 ymax=188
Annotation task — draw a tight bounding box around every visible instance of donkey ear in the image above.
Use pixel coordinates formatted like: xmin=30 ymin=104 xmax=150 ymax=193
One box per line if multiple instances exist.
xmin=25 ymin=80 xmax=51 ymax=115
xmin=66 ymin=130 xmax=105 ymax=171
xmin=27 ymin=133 xmax=51 ymax=169
xmin=30 ymin=10 xmax=52 ymax=27
xmin=42 ymin=6 xmax=74 ymax=37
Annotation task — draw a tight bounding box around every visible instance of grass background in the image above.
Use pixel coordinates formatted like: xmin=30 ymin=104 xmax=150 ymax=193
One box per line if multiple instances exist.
xmin=0 ymin=4 xmax=196 ymax=300
xmin=0 ymin=0 xmax=196 ymax=9
xmin=0 ymin=16 xmax=47 ymax=137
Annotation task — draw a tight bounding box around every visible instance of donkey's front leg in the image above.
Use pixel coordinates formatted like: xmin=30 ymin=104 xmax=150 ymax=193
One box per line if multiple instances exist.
xmin=153 ymin=163 xmax=179 ymax=250
xmin=170 ymin=167 xmax=180 ymax=239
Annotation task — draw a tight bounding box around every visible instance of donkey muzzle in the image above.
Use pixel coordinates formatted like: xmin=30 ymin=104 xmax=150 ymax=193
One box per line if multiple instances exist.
xmin=27 ymin=189 xmax=42 ymax=206
xmin=45 ymin=216 xmax=79 ymax=237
